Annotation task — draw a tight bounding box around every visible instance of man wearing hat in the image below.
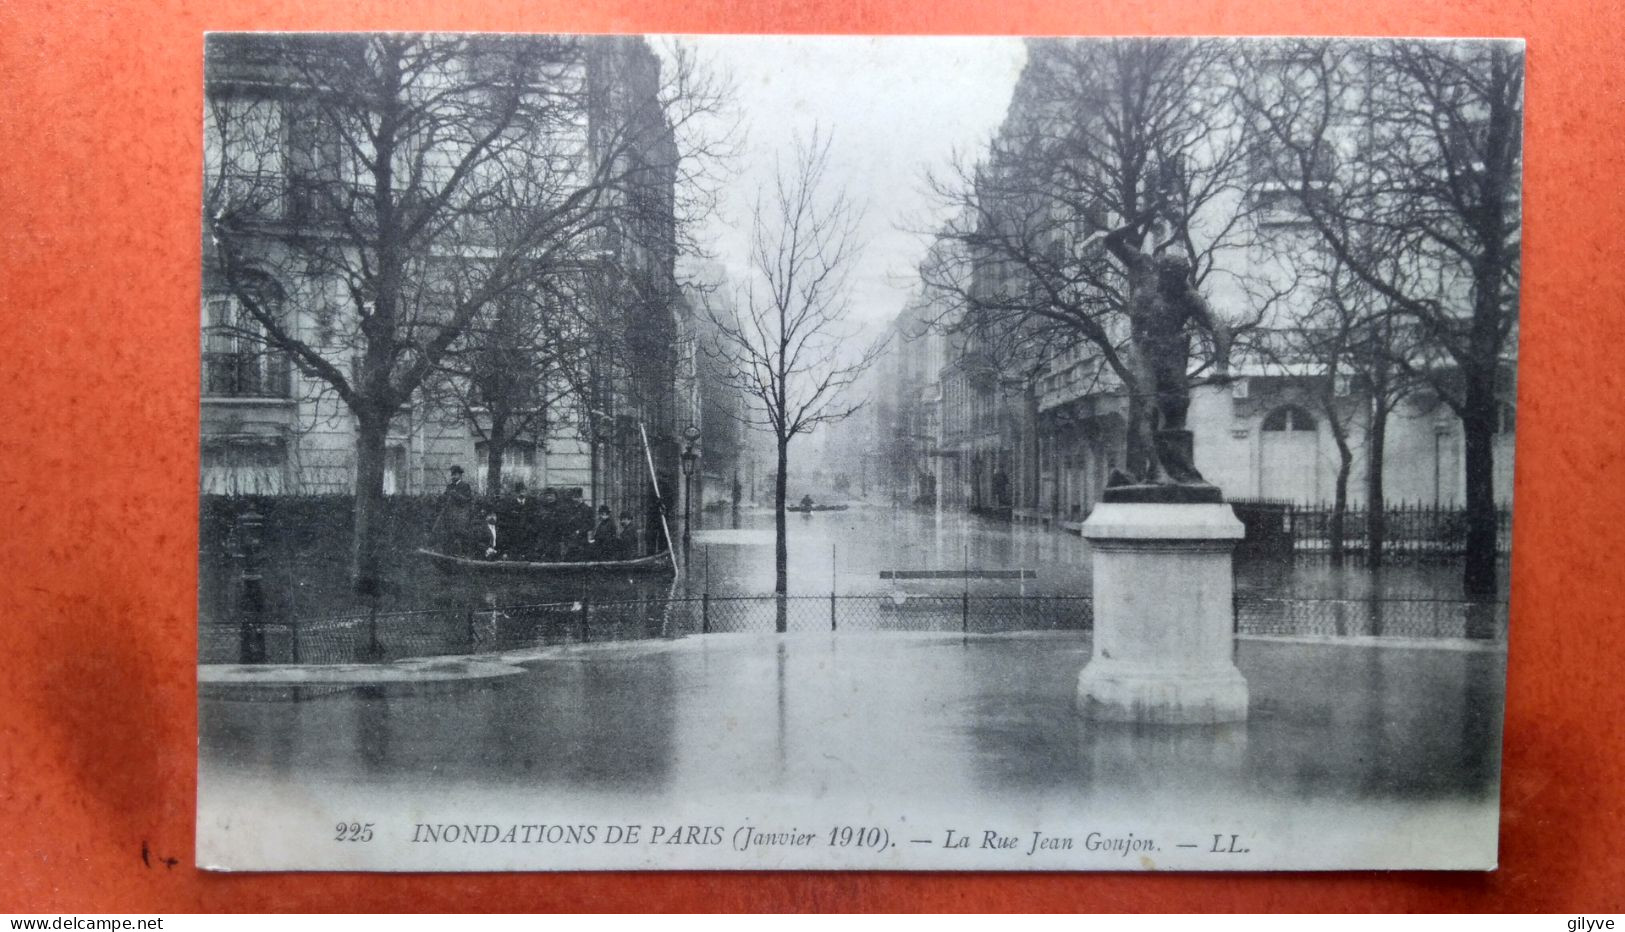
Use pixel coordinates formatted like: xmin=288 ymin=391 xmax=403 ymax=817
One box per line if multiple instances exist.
xmin=436 ymin=465 xmax=475 ymax=554
xmin=589 ymin=504 xmax=618 ymax=559
xmin=534 ymin=487 xmax=561 ymax=560
xmin=502 ymin=481 xmax=539 ymax=560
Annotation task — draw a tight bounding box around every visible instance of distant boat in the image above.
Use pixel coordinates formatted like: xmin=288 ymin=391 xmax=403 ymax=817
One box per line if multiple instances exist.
xmin=416 ymin=548 xmax=675 ymax=577
xmin=787 ymin=503 xmax=850 ymax=513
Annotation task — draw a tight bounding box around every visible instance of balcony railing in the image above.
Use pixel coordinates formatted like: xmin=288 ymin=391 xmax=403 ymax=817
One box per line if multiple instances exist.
xmin=204 ymin=351 xmax=292 ymax=398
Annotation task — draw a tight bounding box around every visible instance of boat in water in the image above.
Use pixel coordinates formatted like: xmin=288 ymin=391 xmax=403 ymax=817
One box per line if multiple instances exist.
xmin=417 ymin=548 xmax=676 ymax=578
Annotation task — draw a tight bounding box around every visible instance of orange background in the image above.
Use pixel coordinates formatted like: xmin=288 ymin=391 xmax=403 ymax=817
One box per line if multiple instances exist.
xmin=1 ymin=0 xmax=1621 ymax=913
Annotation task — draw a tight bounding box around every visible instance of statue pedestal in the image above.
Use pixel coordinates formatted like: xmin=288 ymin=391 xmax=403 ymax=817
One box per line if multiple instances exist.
xmin=1078 ymin=502 xmax=1249 ymax=724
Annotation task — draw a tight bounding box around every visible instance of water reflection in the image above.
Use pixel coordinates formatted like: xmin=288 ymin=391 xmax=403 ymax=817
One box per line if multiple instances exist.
xmin=201 ymin=633 xmax=1503 ymax=809
xmin=209 ymin=503 xmax=1504 ymax=620
xmin=356 ymin=686 xmax=391 ymax=773
xmin=201 ymin=503 xmax=1508 ymax=665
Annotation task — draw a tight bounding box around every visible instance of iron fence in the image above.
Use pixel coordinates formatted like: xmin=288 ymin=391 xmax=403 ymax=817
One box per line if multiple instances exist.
xmin=199 ymin=596 xmax=684 ymax=666
xmin=201 ymin=590 xmax=1507 ymax=667
xmin=691 ymin=594 xmax=1093 ymax=635
xmin=1231 ymin=499 xmax=1513 ymax=564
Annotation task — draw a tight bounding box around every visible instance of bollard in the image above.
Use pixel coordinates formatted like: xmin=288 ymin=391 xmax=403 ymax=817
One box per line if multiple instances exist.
xmin=701 ymin=592 xmax=711 ymax=634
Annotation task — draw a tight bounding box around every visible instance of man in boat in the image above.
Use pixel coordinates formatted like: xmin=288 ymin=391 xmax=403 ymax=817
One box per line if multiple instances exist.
xmin=560 ymin=488 xmax=595 ymax=560
xmin=589 ymin=504 xmax=619 ymax=559
xmin=480 ymin=511 xmax=502 ymax=560
xmin=436 ymin=465 xmax=476 ymax=555
xmin=616 ymin=511 xmax=637 ymax=559
xmin=533 ymin=488 xmax=561 ymax=561
xmin=502 ymin=482 xmax=539 ymax=560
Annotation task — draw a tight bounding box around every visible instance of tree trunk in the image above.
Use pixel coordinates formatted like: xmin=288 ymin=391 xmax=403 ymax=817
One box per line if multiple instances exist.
xmin=352 ymin=413 xmax=390 ymax=596
xmin=1366 ymin=400 xmax=1388 ymax=568
xmin=1461 ymin=371 xmax=1499 ymax=597
xmin=485 ymin=428 xmax=506 ymax=497
xmin=1330 ymin=438 xmax=1352 ymax=567
xmin=774 ymin=435 xmax=790 ymax=633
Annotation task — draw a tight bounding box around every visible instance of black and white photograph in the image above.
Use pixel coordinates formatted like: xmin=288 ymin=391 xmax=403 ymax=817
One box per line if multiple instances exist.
xmin=196 ymin=33 xmax=1521 ymax=871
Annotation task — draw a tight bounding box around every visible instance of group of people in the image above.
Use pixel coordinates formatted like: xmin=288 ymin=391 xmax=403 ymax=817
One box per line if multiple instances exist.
xmin=435 ymin=465 xmax=639 ymax=563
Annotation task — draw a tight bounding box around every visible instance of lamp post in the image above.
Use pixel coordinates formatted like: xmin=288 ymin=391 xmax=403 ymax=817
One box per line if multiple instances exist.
xmin=589 ymin=408 xmax=612 ymax=508
xmin=680 ymin=423 xmax=701 ymax=548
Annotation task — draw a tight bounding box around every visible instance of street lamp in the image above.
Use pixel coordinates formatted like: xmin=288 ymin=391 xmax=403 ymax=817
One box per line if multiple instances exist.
xmin=589 ymin=408 xmax=612 ymax=507
xmin=680 ymin=423 xmax=701 ymax=546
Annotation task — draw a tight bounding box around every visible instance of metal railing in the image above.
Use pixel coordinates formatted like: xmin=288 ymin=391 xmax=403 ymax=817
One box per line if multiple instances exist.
xmin=200 ymin=590 xmax=1506 ymax=667
xmin=1230 ymin=498 xmax=1513 ymax=563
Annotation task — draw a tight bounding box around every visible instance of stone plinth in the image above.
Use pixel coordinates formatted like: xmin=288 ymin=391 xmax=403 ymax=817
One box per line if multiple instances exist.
xmin=1078 ymin=502 xmax=1249 ymax=724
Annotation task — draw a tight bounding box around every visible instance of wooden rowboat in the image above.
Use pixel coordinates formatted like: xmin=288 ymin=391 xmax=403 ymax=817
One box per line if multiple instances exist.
xmin=416 ymin=548 xmax=676 ymax=577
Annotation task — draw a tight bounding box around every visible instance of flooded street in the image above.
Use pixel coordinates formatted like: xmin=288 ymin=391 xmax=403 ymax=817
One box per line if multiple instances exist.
xmin=205 ymin=501 xmax=1498 ymax=626
xmin=201 ymin=501 xmax=1506 ymax=666
xmin=202 ymin=633 xmax=1503 ymax=802
xmin=198 ymin=630 xmax=1504 ymax=870
xmin=197 ymin=487 xmax=1509 ymax=870
xmin=687 ymin=502 xmax=1496 ymax=601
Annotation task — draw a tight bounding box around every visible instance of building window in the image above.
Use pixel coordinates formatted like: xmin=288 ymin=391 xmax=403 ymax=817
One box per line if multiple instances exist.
xmin=1248 ymin=139 xmax=1336 ymax=226
xmin=203 ymin=281 xmax=291 ymax=398
xmin=205 ymin=95 xmax=286 ymax=221
xmin=1259 ymin=405 xmax=1319 ymax=503
xmin=201 ymin=436 xmax=287 ymax=495
xmin=382 ymin=445 xmax=407 ymax=496
xmin=1262 ymin=405 xmax=1317 ymax=432
xmin=475 ymin=440 xmax=538 ymax=494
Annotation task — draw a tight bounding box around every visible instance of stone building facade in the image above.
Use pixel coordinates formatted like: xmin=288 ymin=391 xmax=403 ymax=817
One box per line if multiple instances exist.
xmin=201 ymin=35 xmax=689 ymax=551
xmin=881 ymin=39 xmax=1517 ymax=522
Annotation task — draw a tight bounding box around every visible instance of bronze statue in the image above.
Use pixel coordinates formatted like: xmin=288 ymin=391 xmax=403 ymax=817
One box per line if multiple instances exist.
xmin=1093 ymin=214 xmax=1232 ymax=496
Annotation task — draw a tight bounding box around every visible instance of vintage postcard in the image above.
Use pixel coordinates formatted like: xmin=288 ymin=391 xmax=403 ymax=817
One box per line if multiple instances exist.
xmin=196 ymin=33 xmax=1520 ymax=871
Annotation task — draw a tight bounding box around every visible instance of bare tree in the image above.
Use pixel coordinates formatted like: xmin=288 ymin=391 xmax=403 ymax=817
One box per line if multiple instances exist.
xmin=1240 ymin=39 xmax=1522 ymax=595
xmin=700 ymin=131 xmax=882 ymax=628
xmin=204 ymin=34 xmax=729 ymax=592
xmin=422 ymin=282 xmax=589 ymax=494
xmin=1260 ymin=260 xmax=1424 ymax=564
xmin=921 ymin=38 xmax=1270 ymax=479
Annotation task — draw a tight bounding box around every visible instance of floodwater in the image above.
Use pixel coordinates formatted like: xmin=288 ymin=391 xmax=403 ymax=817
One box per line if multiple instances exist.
xmin=200 ymin=502 xmax=1508 ymax=665
xmin=685 ymin=503 xmax=1499 ymax=601
xmin=202 ymin=633 xmax=1503 ymax=802
xmin=199 ymin=503 xmax=1508 ymax=870
xmin=207 ymin=502 xmax=1503 ymax=618
xmin=197 ymin=631 xmax=1504 ymax=869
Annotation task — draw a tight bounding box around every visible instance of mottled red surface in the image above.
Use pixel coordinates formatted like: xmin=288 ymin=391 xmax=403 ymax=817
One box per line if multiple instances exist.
xmin=1 ymin=0 xmax=1621 ymax=913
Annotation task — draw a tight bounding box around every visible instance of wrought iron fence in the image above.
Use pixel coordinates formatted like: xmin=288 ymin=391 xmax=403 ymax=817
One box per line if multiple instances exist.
xmin=1230 ymin=498 xmax=1513 ymax=564
xmin=201 ymin=590 xmax=1506 ymax=667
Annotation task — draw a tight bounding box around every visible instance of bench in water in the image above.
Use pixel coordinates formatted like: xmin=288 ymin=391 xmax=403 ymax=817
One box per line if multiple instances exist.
xmin=879 ymin=569 xmax=1037 ymax=580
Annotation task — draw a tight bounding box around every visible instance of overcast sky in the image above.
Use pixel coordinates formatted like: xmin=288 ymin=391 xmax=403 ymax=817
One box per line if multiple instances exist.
xmin=671 ymin=36 xmax=1028 ymax=334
